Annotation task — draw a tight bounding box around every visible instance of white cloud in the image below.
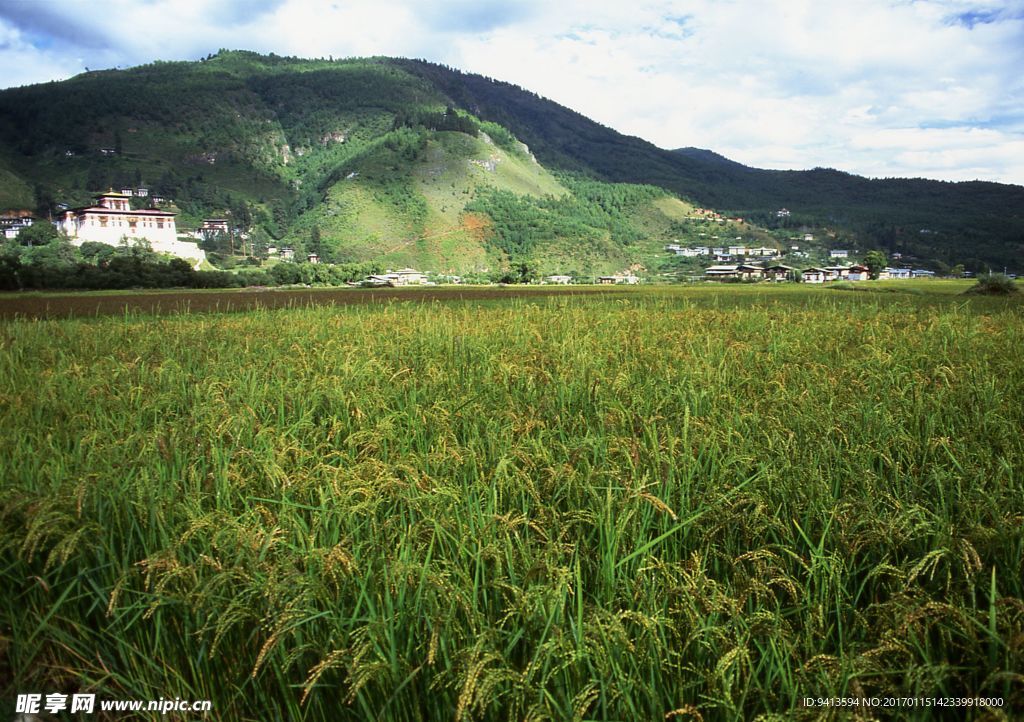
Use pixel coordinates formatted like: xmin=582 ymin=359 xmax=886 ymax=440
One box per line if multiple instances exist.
xmin=0 ymin=0 xmax=1022 ymax=184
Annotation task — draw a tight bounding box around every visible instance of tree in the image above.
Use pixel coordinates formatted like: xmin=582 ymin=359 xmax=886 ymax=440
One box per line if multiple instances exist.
xmin=16 ymin=221 xmax=59 ymax=247
xmin=309 ymin=226 xmax=323 ymax=255
xmin=863 ymin=250 xmax=887 ymax=280
xmin=949 ymin=264 xmax=965 ymax=278
xmin=514 ymin=260 xmax=537 ymax=284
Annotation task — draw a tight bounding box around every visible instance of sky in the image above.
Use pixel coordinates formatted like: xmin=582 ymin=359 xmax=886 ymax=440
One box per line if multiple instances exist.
xmin=1 ymin=0 xmax=1022 ymax=185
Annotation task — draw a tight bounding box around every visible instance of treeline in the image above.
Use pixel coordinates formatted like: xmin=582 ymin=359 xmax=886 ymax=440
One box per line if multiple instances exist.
xmin=0 ymin=237 xmax=382 ymax=291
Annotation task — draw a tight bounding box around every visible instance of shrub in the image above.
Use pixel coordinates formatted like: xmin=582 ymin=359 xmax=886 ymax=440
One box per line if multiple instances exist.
xmin=963 ymin=273 xmax=1019 ymax=296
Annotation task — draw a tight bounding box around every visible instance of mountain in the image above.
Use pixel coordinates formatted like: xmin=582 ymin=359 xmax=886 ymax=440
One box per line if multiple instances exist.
xmin=0 ymin=50 xmax=1021 ymax=273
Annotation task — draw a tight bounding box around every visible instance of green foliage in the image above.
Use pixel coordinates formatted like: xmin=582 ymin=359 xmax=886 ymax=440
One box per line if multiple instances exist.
xmin=963 ymin=273 xmax=1019 ymax=296
xmin=466 ymin=176 xmax=664 ymax=260
xmin=14 ymin=220 xmax=59 ymax=246
xmin=862 ymin=249 xmax=887 ymax=280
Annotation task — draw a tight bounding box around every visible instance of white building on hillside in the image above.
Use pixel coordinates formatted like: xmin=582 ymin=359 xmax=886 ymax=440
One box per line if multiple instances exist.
xmin=62 ymin=191 xmax=205 ymax=266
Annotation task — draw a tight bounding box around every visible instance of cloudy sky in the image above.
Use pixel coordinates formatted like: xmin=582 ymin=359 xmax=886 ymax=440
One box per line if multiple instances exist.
xmin=1 ymin=0 xmax=1022 ymax=185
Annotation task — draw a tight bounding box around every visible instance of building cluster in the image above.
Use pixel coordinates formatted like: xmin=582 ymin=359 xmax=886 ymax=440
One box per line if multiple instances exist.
xmin=666 ymin=243 xmax=780 ymax=262
xmin=703 ymin=263 xmax=935 ymax=282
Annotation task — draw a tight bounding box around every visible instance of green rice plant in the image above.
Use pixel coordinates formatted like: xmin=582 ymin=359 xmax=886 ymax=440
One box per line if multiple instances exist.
xmin=1 ymin=286 xmax=1022 ymax=720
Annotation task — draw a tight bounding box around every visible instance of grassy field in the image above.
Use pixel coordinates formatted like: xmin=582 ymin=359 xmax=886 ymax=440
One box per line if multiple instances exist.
xmin=1 ymin=284 xmax=1022 ymax=720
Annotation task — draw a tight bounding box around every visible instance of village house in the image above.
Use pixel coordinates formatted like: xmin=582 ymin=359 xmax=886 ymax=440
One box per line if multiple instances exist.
xmin=801 ymin=267 xmax=828 ymax=284
xmin=885 ymin=267 xmax=912 ymax=279
xmin=597 ymin=274 xmax=639 ymax=285
xmin=829 ymin=249 xmax=849 ymax=259
xmin=307 ymin=253 xmax=320 ymax=264
xmin=705 ymin=264 xmax=739 ymax=279
xmin=61 ymin=190 xmax=206 ymax=266
xmin=365 ymin=268 xmax=427 ymax=286
xmin=545 ymin=274 xmax=572 ymax=284
xmin=764 ymin=264 xmax=795 ymax=282
xmin=823 ymin=266 xmax=851 ymax=281
xmin=200 ymin=218 xmax=230 ymax=236
xmin=737 ymin=264 xmax=765 ymax=280
xmin=846 ymin=264 xmax=870 ymax=281
xmin=0 ymin=213 xmax=35 ymax=240
xmin=280 ymin=247 xmax=295 ymax=260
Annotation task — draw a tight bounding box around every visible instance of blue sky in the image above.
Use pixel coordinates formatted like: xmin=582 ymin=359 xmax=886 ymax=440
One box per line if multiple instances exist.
xmin=1 ymin=0 xmax=1022 ymax=185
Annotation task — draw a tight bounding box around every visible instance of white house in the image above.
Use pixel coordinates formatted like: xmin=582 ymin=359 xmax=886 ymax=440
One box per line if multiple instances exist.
xmin=824 ymin=266 xmax=851 ymax=280
xmin=545 ymin=275 xmax=572 ymax=284
xmin=846 ymin=264 xmax=870 ymax=281
xmin=829 ymin=249 xmax=849 ymax=259
xmin=705 ymin=264 xmax=739 ymax=279
xmin=1 ymin=215 xmax=34 ymax=240
xmin=62 ymin=191 xmax=206 ymax=267
xmin=365 ymin=268 xmax=427 ymax=286
xmin=801 ymin=267 xmax=828 ymax=283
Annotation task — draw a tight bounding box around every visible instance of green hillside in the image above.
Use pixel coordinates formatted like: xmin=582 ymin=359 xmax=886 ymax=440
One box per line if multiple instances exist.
xmin=1 ymin=50 xmax=1021 ymax=273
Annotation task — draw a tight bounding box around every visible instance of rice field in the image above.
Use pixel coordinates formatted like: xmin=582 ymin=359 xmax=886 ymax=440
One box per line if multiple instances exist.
xmin=1 ymin=284 xmax=1022 ymax=720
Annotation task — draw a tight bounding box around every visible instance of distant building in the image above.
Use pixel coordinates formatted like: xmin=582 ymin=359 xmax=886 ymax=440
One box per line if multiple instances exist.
xmin=801 ymin=267 xmax=828 ymax=284
xmin=61 ymin=191 xmax=205 ymax=266
xmin=280 ymin=247 xmax=295 ymax=260
xmin=1 ymin=215 xmax=34 ymax=240
xmin=764 ymin=264 xmax=795 ymax=282
xmin=776 ymin=208 xmax=791 ymax=218
xmin=307 ymin=253 xmax=320 ymax=264
xmin=200 ymin=219 xmax=230 ymax=236
xmin=545 ymin=274 xmax=572 ymax=284
xmin=846 ymin=264 xmax=870 ymax=281
xmin=364 ymin=268 xmax=427 ymax=286
xmin=737 ymin=264 xmax=765 ymax=280
xmin=829 ymin=249 xmax=849 ymax=258
xmin=598 ymin=274 xmax=639 ymax=284
xmin=705 ymin=264 xmax=739 ymax=279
